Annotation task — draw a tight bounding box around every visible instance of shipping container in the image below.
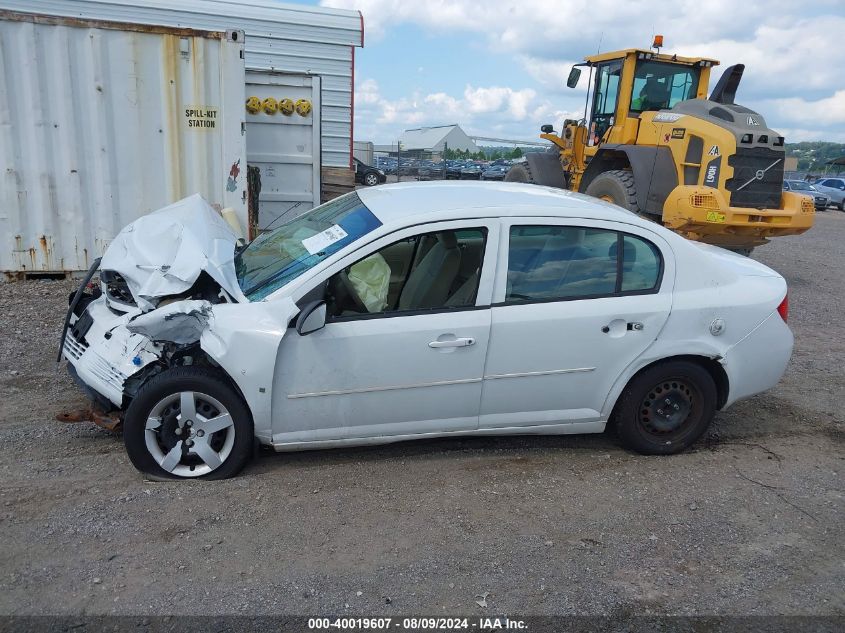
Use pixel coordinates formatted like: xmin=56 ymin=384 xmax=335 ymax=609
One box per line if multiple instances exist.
xmin=245 ymin=70 xmax=322 ymax=232
xmin=353 ymin=140 xmax=374 ymax=166
xmin=3 ymin=0 xmax=364 ymax=170
xmin=0 ymin=11 xmax=247 ymax=275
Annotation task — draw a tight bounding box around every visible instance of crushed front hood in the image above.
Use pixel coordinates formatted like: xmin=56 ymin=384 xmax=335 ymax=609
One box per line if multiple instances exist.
xmin=100 ymin=194 xmax=247 ymax=311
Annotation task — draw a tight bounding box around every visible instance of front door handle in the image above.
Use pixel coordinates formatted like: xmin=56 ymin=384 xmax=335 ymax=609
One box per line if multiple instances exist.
xmin=429 ymin=337 xmax=475 ymax=348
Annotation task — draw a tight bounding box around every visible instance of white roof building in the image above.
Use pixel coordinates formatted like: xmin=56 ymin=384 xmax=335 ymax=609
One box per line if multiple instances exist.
xmin=399 ymin=125 xmax=478 ymax=153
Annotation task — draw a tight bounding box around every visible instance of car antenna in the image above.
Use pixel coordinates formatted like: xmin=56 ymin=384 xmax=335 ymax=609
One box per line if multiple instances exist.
xmin=262 ymin=202 xmax=304 ymax=233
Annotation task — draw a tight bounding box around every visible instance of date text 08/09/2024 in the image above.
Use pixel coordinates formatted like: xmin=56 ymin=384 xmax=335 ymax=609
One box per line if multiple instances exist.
xmin=307 ymin=617 xmax=528 ymax=630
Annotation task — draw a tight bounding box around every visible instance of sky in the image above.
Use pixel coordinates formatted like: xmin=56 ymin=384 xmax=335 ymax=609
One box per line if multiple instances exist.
xmin=298 ymin=0 xmax=844 ymax=145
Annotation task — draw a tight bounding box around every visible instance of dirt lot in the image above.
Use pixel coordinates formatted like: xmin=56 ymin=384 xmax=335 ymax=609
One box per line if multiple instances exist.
xmin=0 ymin=211 xmax=842 ymax=618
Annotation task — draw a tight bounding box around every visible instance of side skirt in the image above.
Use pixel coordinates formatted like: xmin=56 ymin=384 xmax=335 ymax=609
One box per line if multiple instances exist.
xmin=265 ymin=421 xmax=607 ymax=452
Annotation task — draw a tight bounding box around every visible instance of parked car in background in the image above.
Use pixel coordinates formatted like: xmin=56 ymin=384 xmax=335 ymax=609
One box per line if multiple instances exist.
xmin=460 ymin=164 xmax=482 ymax=180
xmin=376 ymin=157 xmax=397 ymax=175
xmin=481 ymin=165 xmax=509 ymax=181
xmin=783 ymin=180 xmax=830 ymax=211
xmin=812 ymin=177 xmax=845 ymax=210
xmin=445 ymin=161 xmax=465 ymax=180
xmin=61 ymin=183 xmax=793 ymax=479
xmin=354 ymin=158 xmax=386 ymax=187
xmin=397 ymin=159 xmax=418 ymax=177
xmin=418 ymin=163 xmax=445 ymax=180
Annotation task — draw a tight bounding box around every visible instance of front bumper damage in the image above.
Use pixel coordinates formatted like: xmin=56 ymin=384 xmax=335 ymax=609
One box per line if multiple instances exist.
xmin=58 ymin=195 xmax=245 ymax=423
xmin=61 ymin=296 xmax=164 ymax=408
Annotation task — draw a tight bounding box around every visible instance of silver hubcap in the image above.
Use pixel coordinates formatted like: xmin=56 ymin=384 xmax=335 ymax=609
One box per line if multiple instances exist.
xmin=366 ymin=174 xmax=377 ymax=185
xmin=144 ymin=391 xmax=235 ymax=478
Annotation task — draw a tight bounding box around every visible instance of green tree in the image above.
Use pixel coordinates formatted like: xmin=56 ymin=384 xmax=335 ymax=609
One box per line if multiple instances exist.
xmin=509 ymin=147 xmax=524 ymax=159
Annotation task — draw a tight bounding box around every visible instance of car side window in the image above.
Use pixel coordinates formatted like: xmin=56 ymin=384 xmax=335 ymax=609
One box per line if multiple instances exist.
xmin=620 ymin=234 xmax=662 ymax=292
xmin=324 ymin=228 xmax=487 ymax=319
xmin=506 ymin=225 xmax=661 ymax=303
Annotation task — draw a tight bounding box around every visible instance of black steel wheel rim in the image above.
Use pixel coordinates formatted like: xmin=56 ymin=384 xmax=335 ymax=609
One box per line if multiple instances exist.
xmin=638 ymin=378 xmax=699 ymax=437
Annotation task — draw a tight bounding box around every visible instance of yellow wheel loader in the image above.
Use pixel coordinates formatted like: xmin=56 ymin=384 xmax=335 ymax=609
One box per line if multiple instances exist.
xmin=505 ymin=37 xmax=815 ymax=253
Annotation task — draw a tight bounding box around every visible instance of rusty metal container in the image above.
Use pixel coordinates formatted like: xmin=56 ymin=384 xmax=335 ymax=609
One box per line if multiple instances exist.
xmin=0 ymin=10 xmax=247 ymax=276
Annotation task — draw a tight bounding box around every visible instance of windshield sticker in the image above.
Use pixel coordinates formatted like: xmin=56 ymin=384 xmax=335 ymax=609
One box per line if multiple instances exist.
xmin=301 ymin=224 xmax=349 ymax=255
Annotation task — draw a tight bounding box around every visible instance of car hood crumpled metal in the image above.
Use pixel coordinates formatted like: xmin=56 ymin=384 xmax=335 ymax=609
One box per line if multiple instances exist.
xmin=100 ymin=194 xmax=247 ymax=311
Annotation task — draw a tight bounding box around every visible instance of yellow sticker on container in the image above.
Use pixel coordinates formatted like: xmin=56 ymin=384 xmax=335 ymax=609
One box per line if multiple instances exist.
xmin=705 ymin=211 xmax=726 ymax=223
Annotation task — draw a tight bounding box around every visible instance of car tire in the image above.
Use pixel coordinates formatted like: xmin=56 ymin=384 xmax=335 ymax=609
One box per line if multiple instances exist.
xmin=612 ymin=360 xmax=717 ymax=455
xmin=364 ymin=172 xmax=379 ymax=187
xmin=584 ymin=169 xmax=638 ymax=212
xmin=123 ymin=367 xmax=254 ymax=480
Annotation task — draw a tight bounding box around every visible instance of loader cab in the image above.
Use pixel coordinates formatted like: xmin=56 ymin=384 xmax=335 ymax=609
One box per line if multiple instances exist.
xmin=576 ymin=49 xmax=716 ymax=150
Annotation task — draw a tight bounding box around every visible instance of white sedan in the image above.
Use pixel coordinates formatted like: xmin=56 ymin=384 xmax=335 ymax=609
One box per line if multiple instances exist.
xmin=60 ymin=183 xmax=793 ymax=479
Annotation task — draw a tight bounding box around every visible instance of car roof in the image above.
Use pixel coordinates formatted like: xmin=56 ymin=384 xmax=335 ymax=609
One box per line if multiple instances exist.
xmin=355 ymin=181 xmax=646 ymax=228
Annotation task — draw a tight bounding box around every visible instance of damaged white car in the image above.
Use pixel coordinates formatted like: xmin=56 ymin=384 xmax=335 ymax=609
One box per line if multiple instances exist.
xmin=60 ymin=184 xmax=793 ymax=480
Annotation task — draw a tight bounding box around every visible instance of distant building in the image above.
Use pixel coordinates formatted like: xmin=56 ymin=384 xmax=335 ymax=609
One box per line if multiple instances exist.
xmin=394 ymin=125 xmax=479 ymax=157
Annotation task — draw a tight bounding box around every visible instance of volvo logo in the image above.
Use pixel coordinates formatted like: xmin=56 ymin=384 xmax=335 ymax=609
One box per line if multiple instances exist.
xmin=755 ymin=169 xmax=765 ymax=180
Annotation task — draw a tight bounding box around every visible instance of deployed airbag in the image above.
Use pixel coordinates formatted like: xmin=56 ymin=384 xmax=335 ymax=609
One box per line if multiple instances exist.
xmin=348 ymin=253 xmax=391 ymax=312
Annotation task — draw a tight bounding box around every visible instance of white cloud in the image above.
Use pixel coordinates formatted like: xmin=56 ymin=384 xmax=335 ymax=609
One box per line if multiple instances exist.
xmin=327 ymin=0 xmax=845 ymax=142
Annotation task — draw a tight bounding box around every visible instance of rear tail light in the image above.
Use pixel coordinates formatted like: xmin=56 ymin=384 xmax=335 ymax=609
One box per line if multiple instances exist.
xmin=777 ymin=293 xmax=788 ymax=323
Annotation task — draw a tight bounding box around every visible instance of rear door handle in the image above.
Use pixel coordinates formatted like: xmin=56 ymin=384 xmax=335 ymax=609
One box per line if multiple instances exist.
xmin=429 ymin=337 xmax=475 ymax=348
xmin=601 ymin=322 xmax=644 ymax=333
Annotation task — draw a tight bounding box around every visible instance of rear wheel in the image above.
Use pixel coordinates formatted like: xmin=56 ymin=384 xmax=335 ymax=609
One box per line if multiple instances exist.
xmin=584 ymin=169 xmax=638 ymax=212
xmin=504 ymin=162 xmax=536 ymax=184
xmin=124 ymin=367 xmax=254 ymax=480
xmin=612 ymin=360 xmax=717 ymax=455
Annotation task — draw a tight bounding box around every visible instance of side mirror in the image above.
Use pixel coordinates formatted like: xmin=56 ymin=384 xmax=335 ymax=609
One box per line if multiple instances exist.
xmin=566 ymin=67 xmax=581 ymax=89
xmin=295 ymin=300 xmax=327 ymax=335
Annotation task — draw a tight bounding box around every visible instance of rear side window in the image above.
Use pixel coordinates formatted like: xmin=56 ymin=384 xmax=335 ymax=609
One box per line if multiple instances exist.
xmin=506 ymin=226 xmax=661 ymax=303
xmin=620 ymin=234 xmax=662 ymax=292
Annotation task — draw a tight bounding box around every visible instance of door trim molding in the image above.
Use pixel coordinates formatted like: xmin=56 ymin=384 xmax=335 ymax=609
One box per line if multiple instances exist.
xmin=483 ymin=367 xmax=595 ymax=380
xmin=287 ymin=376 xmax=483 ymax=399
xmin=286 ymin=367 xmax=596 ymax=399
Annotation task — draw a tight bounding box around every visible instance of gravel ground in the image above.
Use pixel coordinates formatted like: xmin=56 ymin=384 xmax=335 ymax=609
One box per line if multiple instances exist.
xmin=0 ymin=212 xmax=842 ymax=618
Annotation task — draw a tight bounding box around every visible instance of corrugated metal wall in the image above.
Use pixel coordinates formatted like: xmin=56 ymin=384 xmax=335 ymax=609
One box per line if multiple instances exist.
xmin=0 ymin=0 xmax=363 ymax=168
xmin=0 ymin=13 xmax=247 ymax=273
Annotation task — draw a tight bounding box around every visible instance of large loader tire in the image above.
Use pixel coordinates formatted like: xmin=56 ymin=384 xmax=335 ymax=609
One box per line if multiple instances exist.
xmin=504 ymin=162 xmax=536 ymax=184
xmin=584 ymin=169 xmax=638 ymax=213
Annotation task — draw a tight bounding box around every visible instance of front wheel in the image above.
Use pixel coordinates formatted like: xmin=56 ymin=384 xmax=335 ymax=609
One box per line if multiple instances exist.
xmin=611 ymin=360 xmax=717 ymax=455
xmin=584 ymin=169 xmax=638 ymax=212
xmin=123 ymin=367 xmax=254 ymax=480
xmin=364 ymin=172 xmax=379 ymax=186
